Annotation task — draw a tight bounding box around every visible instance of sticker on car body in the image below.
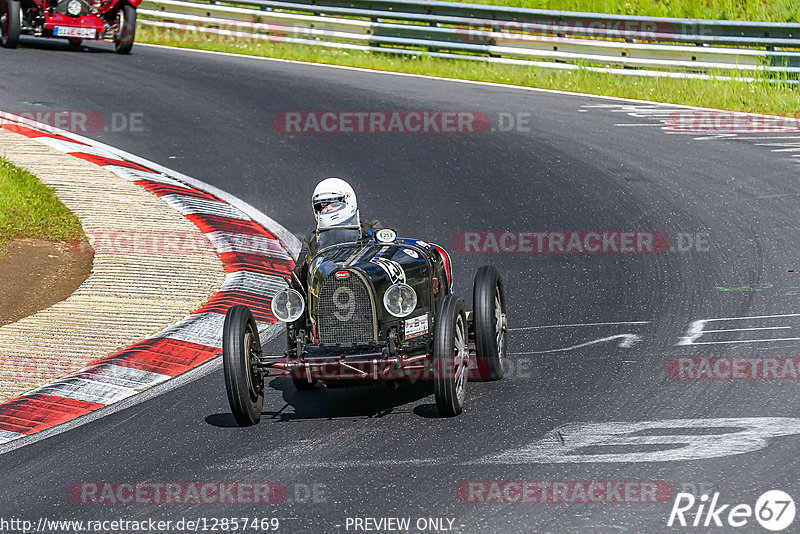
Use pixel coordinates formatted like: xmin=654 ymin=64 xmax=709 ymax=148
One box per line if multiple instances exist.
xmin=405 ymin=315 xmax=429 ymax=339
xmin=371 ymin=257 xmax=405 ymax=284
xmin=376 ymin=229 xmax=397 ymax=243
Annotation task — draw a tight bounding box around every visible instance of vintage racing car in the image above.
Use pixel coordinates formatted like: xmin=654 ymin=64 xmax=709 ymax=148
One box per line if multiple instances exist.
xmin=222 ymin=228 xmax=507 ymax=425
xmin=1 ymin=0 xmax=138 ymax=53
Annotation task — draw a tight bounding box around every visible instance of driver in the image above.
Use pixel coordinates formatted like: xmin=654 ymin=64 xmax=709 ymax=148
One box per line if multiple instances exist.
xmin=292 ymin=178 xmax=381 ymax=287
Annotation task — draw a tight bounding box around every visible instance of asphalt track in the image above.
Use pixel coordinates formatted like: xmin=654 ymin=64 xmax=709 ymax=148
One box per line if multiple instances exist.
xmin=2 ymin=38 xmax=800 ymax=533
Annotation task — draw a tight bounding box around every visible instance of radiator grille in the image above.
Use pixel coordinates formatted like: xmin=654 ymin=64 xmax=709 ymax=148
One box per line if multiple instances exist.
xmin=318 ymin=273 xmax=375 ymax=344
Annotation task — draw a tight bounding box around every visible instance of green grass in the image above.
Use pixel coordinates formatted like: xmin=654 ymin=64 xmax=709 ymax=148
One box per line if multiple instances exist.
xmin=444 ymin=0 xmax=800 ymax=22
xmin=0 ymin=157 xmax=85 ymax=245
xmin=137 ymin=28 xmax=800 ymax=118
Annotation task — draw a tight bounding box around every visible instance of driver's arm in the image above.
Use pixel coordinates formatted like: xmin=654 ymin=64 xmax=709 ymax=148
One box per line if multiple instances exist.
xmin=292 ymin=230 xmax=315 ymax=289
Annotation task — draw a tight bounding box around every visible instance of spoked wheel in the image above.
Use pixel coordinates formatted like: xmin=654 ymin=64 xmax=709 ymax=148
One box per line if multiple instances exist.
xmin=0 ymin=0 xmax=21 ymax=49
xmin=223 ymin=305 xmax=264 ymax=426
xmin=473 ymin=265 xmax=507 ymax=381
xmin=112 ymin=3 xmax=136 ymax=54
xmin=433 ymin=295 xmax=468 ymax=417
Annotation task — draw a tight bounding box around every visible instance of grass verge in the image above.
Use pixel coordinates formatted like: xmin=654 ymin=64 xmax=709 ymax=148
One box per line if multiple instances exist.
xmin=0 ymin=157 xmax=85 ymax=246
xmin=443 ymin=0 xmax=799 ymax=23
xmin=136 ymin=29 xmax=800 ymax=117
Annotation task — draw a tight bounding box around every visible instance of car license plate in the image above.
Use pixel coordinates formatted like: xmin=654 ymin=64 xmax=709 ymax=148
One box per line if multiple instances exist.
xmin=53 ymin=26 xmax=96 ymax=38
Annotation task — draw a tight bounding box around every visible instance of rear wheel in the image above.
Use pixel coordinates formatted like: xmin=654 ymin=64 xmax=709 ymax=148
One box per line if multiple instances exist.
xmin=0 ymin=0 xmax=21 ymax=49
xmin=473 ymin=265 xmax=507 ymax=380
xmin=113 ymin=3 xmax=135 ymax=54
xmin=433 ymin=295 xmax=468 ymax=417
xmin=223 ymin=305 xmax=263 ymax=426
xmin=67 ymin=37 xmax=82 ymax=47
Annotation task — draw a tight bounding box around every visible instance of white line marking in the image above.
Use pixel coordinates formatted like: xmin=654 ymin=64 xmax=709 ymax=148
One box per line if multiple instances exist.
xmin=513 ymin=334 xmax=641 ymax=354
xmin=510 ymin=321 xmax=649 ymax=331
xmin=754 ymin=143 xmax=800 ymax=147
xmin=684 ymin=338 xmax=800 ymax=345
xmin=471 ymin=418 xmax=800 ymax=465
xmin=291 ymin=458 xmax=449 ymax=468
xmin=709 ymin=326 xmax=791 ymax=333
xmin=738 ymin=136 xmax=800 ymax=140
xmin=677 ymin=314 xmax=800 ymax=346
xmin=694 ymin=312 xmax=800 ymax=321
xmin=0 ymin=430 xmax=24 ymax=444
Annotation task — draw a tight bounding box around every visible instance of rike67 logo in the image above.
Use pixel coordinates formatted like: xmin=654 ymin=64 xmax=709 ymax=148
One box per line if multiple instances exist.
xmin=667 ymin=490 xmax=795 ymax=531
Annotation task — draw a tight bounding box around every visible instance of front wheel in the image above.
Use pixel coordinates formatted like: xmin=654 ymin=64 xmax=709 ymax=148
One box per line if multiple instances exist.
xmin=433 ymin=295 xmax=468 ymax=417
xmin=473 ymin=265 xmax=507 ymax=381
xmin=223 ymin=305 xmax=264 ymax=426
xmin=0 ymin=0 xmax=21 ymax=49
xmin=113 ymin=3 xmax=136 ymax=54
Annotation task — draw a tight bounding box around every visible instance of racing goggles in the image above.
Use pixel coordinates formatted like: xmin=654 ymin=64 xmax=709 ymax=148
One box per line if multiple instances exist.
xmin=313 ymin=195 xmax=347 ymax=213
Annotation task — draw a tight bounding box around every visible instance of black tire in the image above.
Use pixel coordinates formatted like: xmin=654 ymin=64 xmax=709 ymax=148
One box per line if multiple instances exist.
xmin=113 ymin=3 xmax=135 ymax=54
xmin=67 ymin=37 xmax=83 ymax=47
xmin=223 ymin=305 xmax=263 ymax=426
xmin=1 ymin=0 xmax=21 ymax=49
xmin=433 ymin=295 xmax=468 ymax=417
xmin=473 ymin=265 xmax=507 ymax=381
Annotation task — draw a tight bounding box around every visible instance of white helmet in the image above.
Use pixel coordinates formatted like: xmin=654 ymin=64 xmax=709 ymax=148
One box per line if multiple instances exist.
xmin=312 ymin=178 xmax=359 ymax=229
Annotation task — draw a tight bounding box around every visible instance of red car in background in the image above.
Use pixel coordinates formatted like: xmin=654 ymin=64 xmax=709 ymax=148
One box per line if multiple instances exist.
xmin=1 ymin=0 xmax=139 ymax=53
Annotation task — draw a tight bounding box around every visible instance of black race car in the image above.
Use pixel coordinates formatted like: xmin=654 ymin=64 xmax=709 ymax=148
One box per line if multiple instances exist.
xmin=222 ymin=227 xmax=507 ymax=426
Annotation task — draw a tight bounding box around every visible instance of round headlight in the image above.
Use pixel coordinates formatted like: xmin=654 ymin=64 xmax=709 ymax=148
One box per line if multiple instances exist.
xmin=66 ymin=0 xmax=83 ymax=16
xmin=271 ymin=288 xmax=305 ymax=323
xmin=383 ymin=283 xmax=417 ymax=318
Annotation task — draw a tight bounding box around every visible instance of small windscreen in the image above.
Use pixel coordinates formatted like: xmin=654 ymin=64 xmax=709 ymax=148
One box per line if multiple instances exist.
xmin=317 ymin=228 xmax=362 ymax=250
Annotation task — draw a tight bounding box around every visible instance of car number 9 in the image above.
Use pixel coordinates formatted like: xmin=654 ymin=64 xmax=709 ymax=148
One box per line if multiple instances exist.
xmin=333 ymin=286 xmax=355 ymax=321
